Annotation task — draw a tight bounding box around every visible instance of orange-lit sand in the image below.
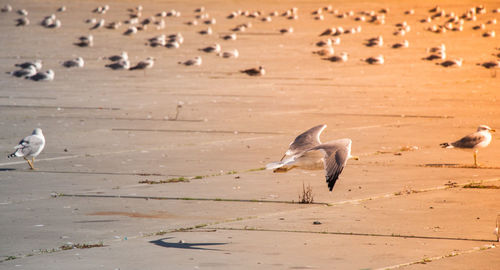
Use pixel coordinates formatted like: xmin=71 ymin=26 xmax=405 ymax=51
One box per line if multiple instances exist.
xmin=0 ymin=0 xmax=499 ymax=269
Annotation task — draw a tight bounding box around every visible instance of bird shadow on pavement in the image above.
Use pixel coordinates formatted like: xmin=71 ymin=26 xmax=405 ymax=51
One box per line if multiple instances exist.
xmin=150 ymin=237 xmax=227 ymax=251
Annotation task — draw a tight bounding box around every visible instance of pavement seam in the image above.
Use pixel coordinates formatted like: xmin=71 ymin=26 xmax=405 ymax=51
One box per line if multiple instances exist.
xmin=374 ymin=243 xmax=497 ymax=269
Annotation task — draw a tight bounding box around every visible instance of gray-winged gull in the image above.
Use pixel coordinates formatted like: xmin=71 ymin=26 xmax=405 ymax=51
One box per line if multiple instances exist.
xmin=15 ymin=60 xmax=42 ymax=71
xmin=106 ymin=60 xmax=130 ymax=70
xmin=199 ymin=44 xmax=221 ymax=53
xmin=130 ymin=57 xmax=155 ymax=70
xmin=28 ymin=70 xmax=54 ymax=81
xmin=8 ymin=128 xmax=46 ymax=170
xmin=107 ymin=51 xmax=128 ymax=62
xmin=179 ymin=56 xmax=202 ymax=66
xmin=62 ymin=57 xmax=84 ymax=68
xmin=8 ymin=65 xmax=37 ymax=77
xmin=218 ymin=49 xmax=239 ymax=58
xmin=362 ymin=55 xmax=384 ymax=65
xmin=240 ymin=66 xmax=265 ymax=76
xmin=440 ymin=125 xmax=495 ymax=167
xmin=266 ymin=124 xmax=359 ymax=191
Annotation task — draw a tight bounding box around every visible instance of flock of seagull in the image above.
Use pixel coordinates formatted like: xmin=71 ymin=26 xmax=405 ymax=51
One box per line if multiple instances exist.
xmin=8 ymin=122 xmax=495 ymax=193
xmin=4 ymin=3 xmax=500 ymax=83
xmin=2 ymin=2 xmax=499 ymax=192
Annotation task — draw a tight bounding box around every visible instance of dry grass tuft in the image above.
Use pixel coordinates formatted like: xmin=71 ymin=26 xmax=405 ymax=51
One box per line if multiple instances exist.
xmin=299 ymin=182 xmax=314 ymax=204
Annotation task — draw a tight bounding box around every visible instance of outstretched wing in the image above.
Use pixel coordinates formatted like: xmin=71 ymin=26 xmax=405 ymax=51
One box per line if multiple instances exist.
xmin=310 ymin=139 xmax=351 ymax=191
xmin=286 ymin=124 xmax=327 ymax=156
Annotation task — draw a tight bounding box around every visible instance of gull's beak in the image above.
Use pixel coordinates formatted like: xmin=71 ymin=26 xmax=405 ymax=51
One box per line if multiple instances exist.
xmin=490 ymin=129 xmax=496 ymax=132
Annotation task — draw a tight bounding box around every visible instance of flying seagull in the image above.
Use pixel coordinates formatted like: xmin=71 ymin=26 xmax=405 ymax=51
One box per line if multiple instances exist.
xmin=266 ymin=124 xmax=359 ymax=191
xmin=8 ymin=128 xmax=46 ymax=170
xmin=440 ymin=125 xmax=495 ymax=167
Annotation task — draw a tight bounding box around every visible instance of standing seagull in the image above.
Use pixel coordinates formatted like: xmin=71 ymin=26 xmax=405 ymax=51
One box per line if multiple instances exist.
xmin=15 ymin=60 xmax=42 ymax=71
xmin=8 ymin=65 xmax=37 ymax=77
xmin=8 ymin=128 xmax=46 ymax=170
xmin=266 ymin=124 xmax=359 ymax=191
xmin=178 ymin=56 xmax=202 ymax=66
xmin=440 ymin=125 xmax=495 ymax=167
xmin=240 ymin=66 xmax=265 ymax=76
xmin=27 ymin=70 xmax=54 ymax=81
xmin=130 ymin=57 xmax=155 ymax=75
xmin=62 ymin=57 xmax=84 ymax=68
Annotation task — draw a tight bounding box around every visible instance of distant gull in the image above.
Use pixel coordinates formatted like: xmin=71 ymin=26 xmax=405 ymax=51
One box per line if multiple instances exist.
xmin=57 ymin=6 xmax=66 ymax=12
xmin=204 ymin=18 xmax=216 ymax=25
xmin=362 ymin=55 xmax=384 ymax=64
xmin=8 ymin=128 xmax=45 ymax=170
xmin=106 ymin=21 xmax=121 ymax=29
xmin=199 ymin=44 xmax=221 ymax=53
xmin=186 ymin=20 xmax=198 ymax=26
xmin=266 ymin=124 xmax=359 ymax=191
xmin=1 ymin=4 xmax=12 ymax=12
xmin=365 ymin=36 xmax=383 ymax=47
xmin=316 ymin=38 xmax=332 ymax=47
xmin=483 ymin=30 xmax=496 ymax=38
xmin=27 ymin=70 xmax=54 ymax=81
xmin=74 ymin=35 xmax=93 ymax=47
xmin=240 ymin=66 xmax=265 ymax=76
xmin=179 ymin=56 xmax=202 ymax=66
xmin=437 ymin=58 xmax=462 ymax=67
xmin=423 ymin=51 xmax=446 ymax=61
xmin=41 ymin=15 xmax=57 ymax=28
xmin=107 ymin=51 xmax=128 ymax=62
xmin=168 ymin=33 xmax=183 ymax=44
xmin=124 ymin=26 xmax=138 ymax=35
xmin=218 ymin=49 xmax=239 ymax=58
xmin=221 ymin=33 xmax=237 ymax=40
xmin=478 ymin=60 xmax=500 ymax=69
xmin=392 ymin=40 xmax=409 ymax=48
xmin=90 ymin=19 xmax=105 ymax=30
xmin=15 ymin=60 xmax=42 ymax=71
xmin=106 ymin=60 xmax=130 ymax=70
xmin=130 ymin=57 xmax=155 ymax=74
xmin=47 ymin=19 xmax=61 ymax=28
xmin=18 ymin=9 xmax=28 ymax=16
xmin=16 ymin=17 xmax=30 ymax=26
xmin=8 ymin=65 xmax=37 ymax=77
xmin=93 ymin=5 xmax=109 ymax=14
xmin=325 ymin=52 xmax=348 ymax=62
xmin=148 ymin=34 xmax=167 ymax=47
xmin=62 ymin=57 xmax=84 ymax=68
xmin=427 ymin=44 xmax=446 ymax=53
xmin=313 ymin=46 xmax=334 ymax=56
xmin=166 ymin=41 xmax=180 ymax=49
xmin=198 ymin=27 xmax=212 ymax=35
xmin=440 ymin=125 xmax=495 ymax=167
xmin=280 ymin=27 xmax=293 ymax=34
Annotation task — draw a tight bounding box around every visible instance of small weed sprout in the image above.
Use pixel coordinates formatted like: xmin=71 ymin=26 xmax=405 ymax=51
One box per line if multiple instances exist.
xmin=299 ymin=182 xmax=314 ymax=204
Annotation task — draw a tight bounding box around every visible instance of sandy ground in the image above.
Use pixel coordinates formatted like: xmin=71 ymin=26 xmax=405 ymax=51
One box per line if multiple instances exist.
xmin=0 ymin=0 xmax=499 ymax=269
